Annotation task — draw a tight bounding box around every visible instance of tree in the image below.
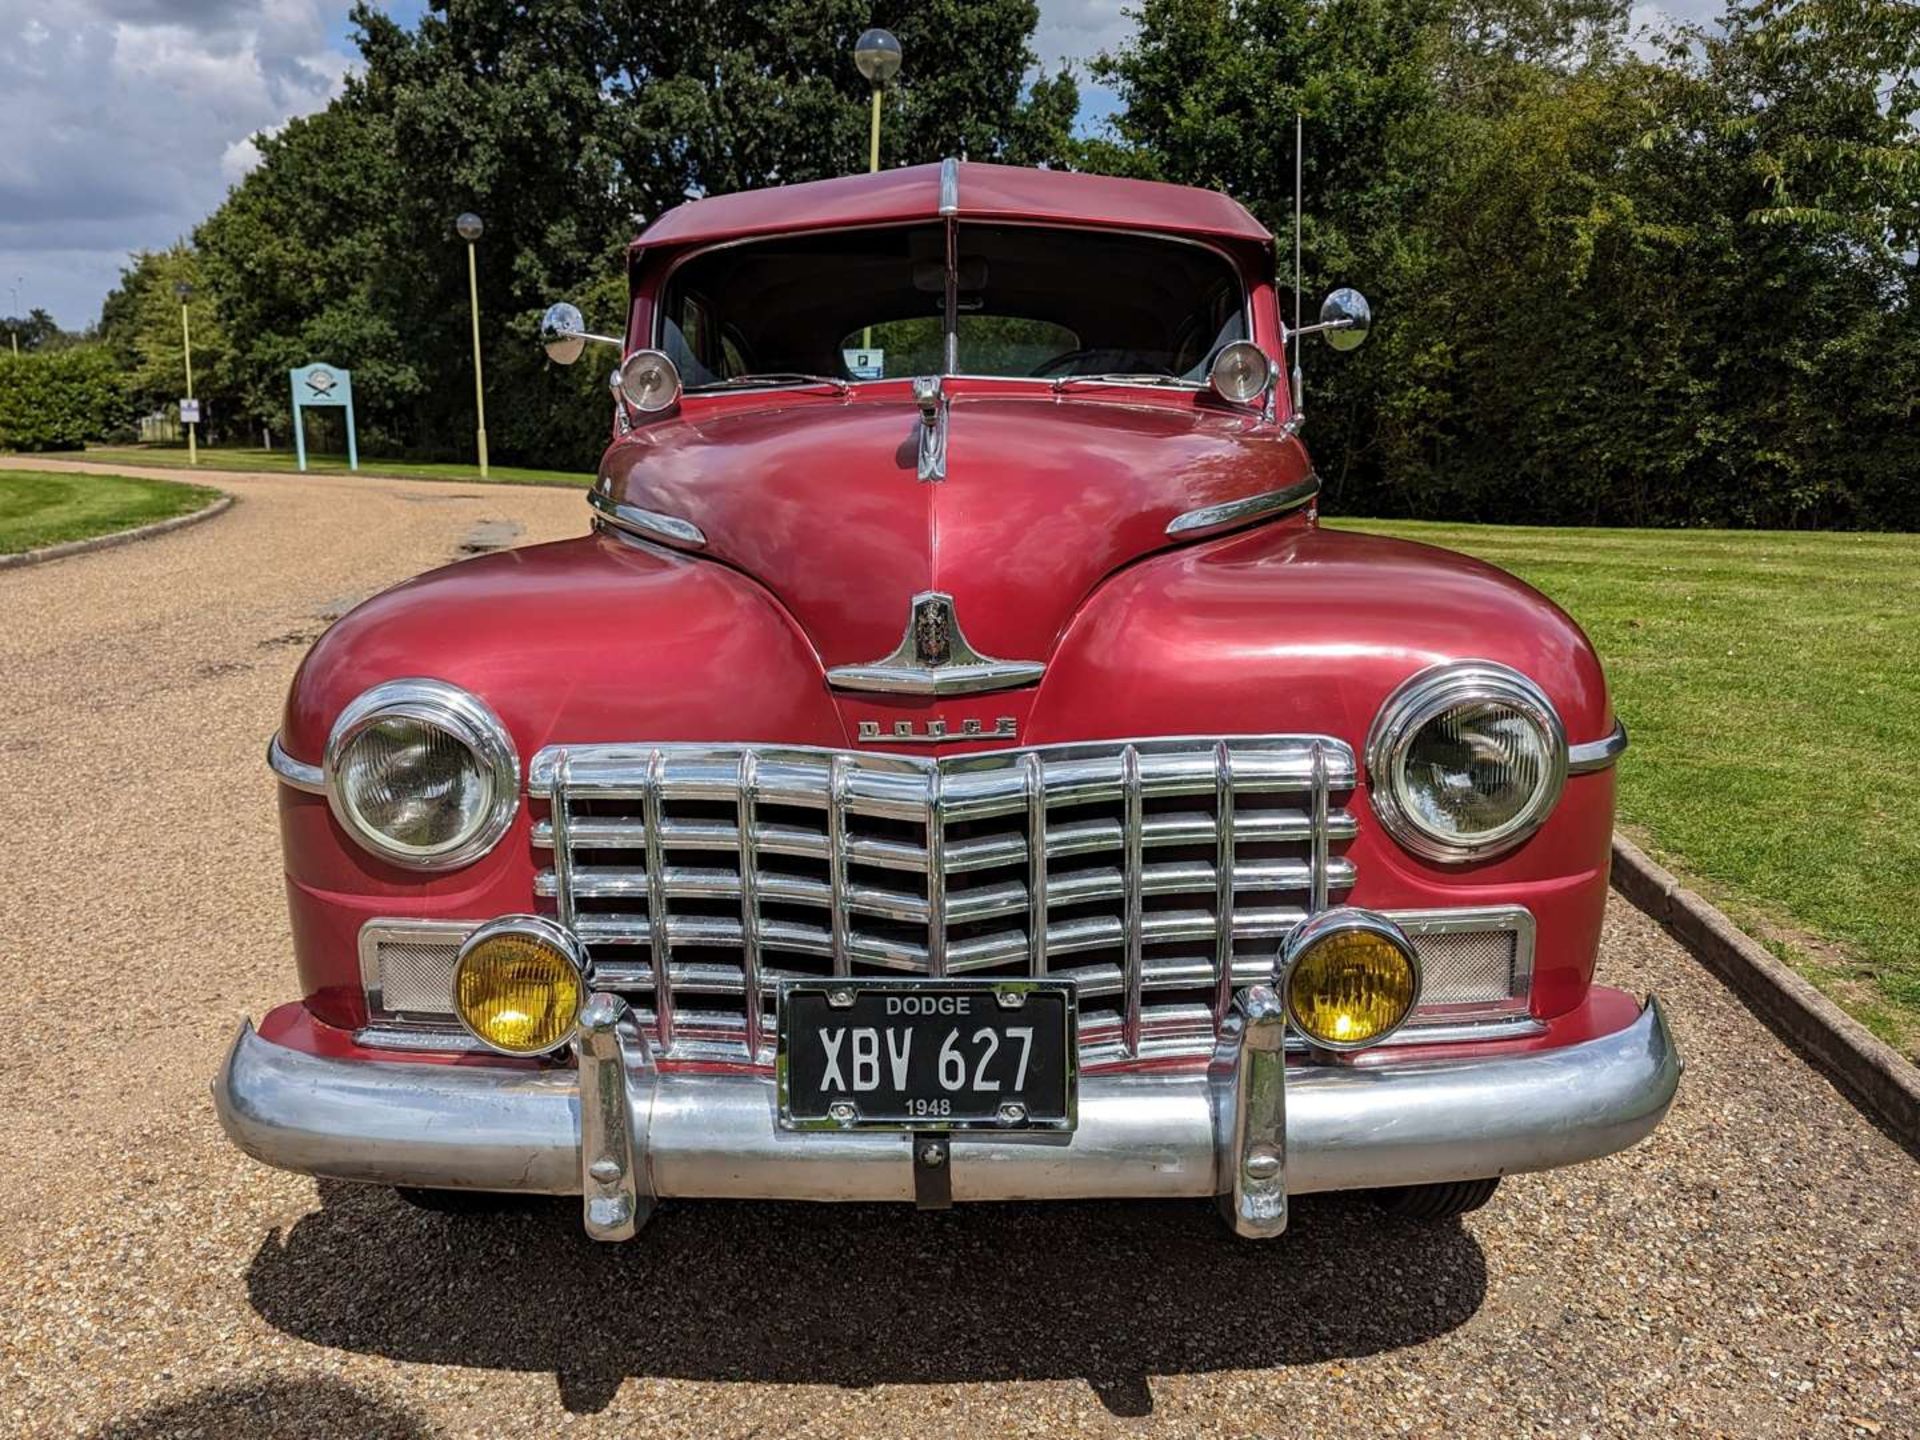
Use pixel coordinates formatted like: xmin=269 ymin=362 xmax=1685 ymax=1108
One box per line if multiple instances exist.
xmin=191 ymin=0 xmax=1078 ymax=468
xmin=96 ymin=246 xmax=234 ymax=434
xmin=2 ymin=309 xmax=69 ymax=354
xmin=1094 ymin=0 xmax=1920 ymax=529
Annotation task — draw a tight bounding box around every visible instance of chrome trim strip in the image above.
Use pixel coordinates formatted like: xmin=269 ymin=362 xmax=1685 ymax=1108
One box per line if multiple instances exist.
xmin=267 ymin=734 xmax=325 ymax=793
xmin=215 ymin=998 xmax=1680 ymax=1203
xmin=939 ymin=156 xmax=960 ymax=215
xmin=1569 ymin=721 xmax=1629 ymax=774
xmin=351 ymin=1025 xmax=484 ymax=1054
xmin=587 ymin=488 xmax=707 ymax=549
xmin=1166 ymin=473 xmax=1321 ymax=538
xmin=826 ymin=590 xmax=1045 ymax=696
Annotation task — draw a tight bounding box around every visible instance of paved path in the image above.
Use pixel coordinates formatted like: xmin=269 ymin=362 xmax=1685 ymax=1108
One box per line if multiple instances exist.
xmin=0 ymin=461 xmax=1913 ymax=1438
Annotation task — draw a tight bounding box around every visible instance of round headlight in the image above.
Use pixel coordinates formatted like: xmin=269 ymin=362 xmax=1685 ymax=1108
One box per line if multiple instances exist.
xmin=1209 ymin=340 xmax=1273 ymax=405
xmin=617 ymin=348 xmax=682 ymax=413
xmin=1283 ymin=909 xmax=1419 ymax=1050
xmin=324 ymin=679 xmax=518 ymax=869
xmin=453 ymin=916 xmax=586 ymax=1056
xmin=1367 ymin=661 xmax=1567 ymax=862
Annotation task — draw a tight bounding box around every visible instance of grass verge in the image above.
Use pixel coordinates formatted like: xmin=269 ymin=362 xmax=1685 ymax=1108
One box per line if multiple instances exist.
xmin=1329 ymin=517 xmax=1920 ymax=1061
xmin=78 ymin=444 xmax=588 ymax=488
xmin=0 ymin=469 xmax=224 ymax=556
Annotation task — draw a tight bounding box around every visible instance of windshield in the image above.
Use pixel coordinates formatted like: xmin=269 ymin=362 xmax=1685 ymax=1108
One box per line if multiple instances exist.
xmin=658 ymin=223 xmax=1247 ymax=387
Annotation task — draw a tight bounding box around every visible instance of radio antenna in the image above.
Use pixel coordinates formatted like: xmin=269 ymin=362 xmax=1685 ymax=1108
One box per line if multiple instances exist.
xmin=1291 ymin=111 xmax=1304 ymax=419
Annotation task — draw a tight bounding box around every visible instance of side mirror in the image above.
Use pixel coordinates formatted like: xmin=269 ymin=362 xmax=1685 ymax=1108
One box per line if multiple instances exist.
xmin=1318 ymin=288 xmax=1371 ymax=352
xmin=541 ymin=302 xmax=589 ymax=365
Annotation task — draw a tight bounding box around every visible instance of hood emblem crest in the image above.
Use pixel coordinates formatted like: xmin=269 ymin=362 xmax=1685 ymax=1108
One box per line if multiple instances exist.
xmin=827 ymin=590 xmax=1044 ymax=698
xmin=912 ymin=594 xmax=952 ymax=666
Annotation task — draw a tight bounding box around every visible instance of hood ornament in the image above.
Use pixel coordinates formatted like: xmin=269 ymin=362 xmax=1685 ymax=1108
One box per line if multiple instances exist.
xmin=913 ymin=376 xmax=948 ymax=482
xmin=827 ymin=591 xmax=1044 ymax=697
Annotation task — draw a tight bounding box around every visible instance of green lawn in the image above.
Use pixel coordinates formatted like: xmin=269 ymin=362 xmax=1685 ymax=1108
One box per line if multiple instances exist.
xmin=79 ymin=444 xmax=589 ymax=489
xmin=1330 ymin=517 xmax=1920 ymax=1059
xmin=0 ymin=469 xmax=224 ymax=555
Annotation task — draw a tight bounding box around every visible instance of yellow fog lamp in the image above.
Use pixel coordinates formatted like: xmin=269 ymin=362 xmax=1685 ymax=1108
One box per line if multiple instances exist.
xmin=1282 ymin=909 xmax=1420 ymax=1051
xmin=452 ymin=916 xmax=588 ymax=1057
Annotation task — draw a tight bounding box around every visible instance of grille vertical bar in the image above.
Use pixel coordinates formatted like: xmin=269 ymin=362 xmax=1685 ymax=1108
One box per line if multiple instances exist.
xmin=550 ymin=749 xmax=576 ymax=930
xmin=737 ymin=752 xmax=763 ymax=1058
xmin=1023 ymin=751 xmax=1047 ymax=975
xmin=1121 ymin=744 xmax=1144 ymax=1056
xmin=926 ymin=768 xmax=948 ymax=976
xmin=641 ymin=750 xmax=674 ymax=1050
xmin=828 ymin=754 xmax=851 ymax=977
xmin=1309 ymin=740 xmax=1329 ymax=915
xmin=1212 ymin=739 xmax=1236 ymax=1023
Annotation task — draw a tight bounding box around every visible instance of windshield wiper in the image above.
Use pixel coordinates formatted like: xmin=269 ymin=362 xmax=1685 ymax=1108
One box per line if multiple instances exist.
xmin=1051 ymin=373 xmax=1199 ymax=392
xmin=693 ymin=373 xmax=850 ymax=394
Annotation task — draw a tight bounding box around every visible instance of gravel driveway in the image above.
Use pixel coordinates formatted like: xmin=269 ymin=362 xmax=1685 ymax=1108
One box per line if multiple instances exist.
xmin=1 ymin=460 xmax=1914 ymax=1438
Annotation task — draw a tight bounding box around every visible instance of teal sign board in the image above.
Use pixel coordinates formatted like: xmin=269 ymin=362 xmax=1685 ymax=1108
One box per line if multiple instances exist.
xmin=289 ymin=363 xmax=358 ymax=472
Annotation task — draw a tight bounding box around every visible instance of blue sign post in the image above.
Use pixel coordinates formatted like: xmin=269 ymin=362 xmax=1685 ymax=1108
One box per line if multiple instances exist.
xmin=289 ymin=363 xmax=358 ymax=472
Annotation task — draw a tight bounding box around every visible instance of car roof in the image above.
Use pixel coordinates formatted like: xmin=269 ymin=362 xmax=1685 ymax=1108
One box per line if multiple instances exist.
xmin=633 ymin=160 xmax=1273 ymax=252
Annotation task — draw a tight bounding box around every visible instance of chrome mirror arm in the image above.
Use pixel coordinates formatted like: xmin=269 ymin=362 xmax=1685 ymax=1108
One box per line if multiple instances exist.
xmin=1287 ymin=317 xmax=1357 ymax=340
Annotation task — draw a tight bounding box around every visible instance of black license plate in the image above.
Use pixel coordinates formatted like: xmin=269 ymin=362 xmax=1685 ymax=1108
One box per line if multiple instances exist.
xmin=778 ymin=980 xmax=1077 ymax=1132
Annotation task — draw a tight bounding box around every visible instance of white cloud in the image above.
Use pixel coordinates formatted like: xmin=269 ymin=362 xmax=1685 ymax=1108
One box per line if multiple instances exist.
xmin=1033 ymin=0 xmax=1135 ymax=73
xmin=0 ymin=0 xmax=357 ymax=327
xmin=1033 ymin=0 xmax=1137 ymax=131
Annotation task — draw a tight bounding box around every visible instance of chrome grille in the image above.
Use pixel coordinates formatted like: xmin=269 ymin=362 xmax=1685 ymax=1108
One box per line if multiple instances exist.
xmin=530 ymin=738 xmax=1359 ymax=1064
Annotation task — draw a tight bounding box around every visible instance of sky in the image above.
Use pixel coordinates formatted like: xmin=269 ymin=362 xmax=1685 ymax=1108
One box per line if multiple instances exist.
xmin=2 ymin=0 xmax=1723 ymax=330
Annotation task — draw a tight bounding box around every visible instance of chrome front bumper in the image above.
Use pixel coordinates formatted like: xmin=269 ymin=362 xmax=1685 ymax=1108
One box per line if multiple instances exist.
xmin=214 ymin=993 xmax=1679 ymax=1240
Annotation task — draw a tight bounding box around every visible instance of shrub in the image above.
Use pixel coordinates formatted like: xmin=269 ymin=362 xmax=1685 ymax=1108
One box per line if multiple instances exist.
xmin=0 ymin=347 xmax=133 ymax=452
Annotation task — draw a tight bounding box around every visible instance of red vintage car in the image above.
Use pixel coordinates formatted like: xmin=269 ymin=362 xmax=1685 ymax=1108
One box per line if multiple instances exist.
xmin=219 ymin=160 xmax=1677 ymax=1239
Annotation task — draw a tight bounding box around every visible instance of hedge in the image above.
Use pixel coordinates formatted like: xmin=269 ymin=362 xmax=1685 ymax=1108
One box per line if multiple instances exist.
xmin=0 ymin=348 xmax=133 ymax=452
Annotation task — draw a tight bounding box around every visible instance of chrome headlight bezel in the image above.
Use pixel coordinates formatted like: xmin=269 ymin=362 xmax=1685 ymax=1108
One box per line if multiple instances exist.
xmin=323 ymin=678 xmax=520 ymax=870
xmin=1366 ymin=660 xmax=1568 ymax=863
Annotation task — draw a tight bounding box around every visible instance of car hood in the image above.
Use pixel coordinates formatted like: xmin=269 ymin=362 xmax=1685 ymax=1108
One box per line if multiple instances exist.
xmin=599 ymin=388 xmax=1313 ymax=670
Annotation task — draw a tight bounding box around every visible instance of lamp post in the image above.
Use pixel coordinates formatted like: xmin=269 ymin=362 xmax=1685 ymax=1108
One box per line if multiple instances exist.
xmin=852 ymin=29 xmax=901 ymax=349
xmin=8 ymin=277 xmax=20 ymax=357
xmin=853 ymin=28 xmax=902 ymax=174
xmin=174 ymin=279 xmax=197 ymax=466
xmin=455 ymin=212 xmax=490 ymax=478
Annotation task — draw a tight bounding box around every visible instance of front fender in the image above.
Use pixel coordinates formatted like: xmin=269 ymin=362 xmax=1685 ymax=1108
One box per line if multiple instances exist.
xmin=1027 ymin=521 xmax=1617 ymax=1020
xmin=276 ymin=532 xmax=843 ymax=1026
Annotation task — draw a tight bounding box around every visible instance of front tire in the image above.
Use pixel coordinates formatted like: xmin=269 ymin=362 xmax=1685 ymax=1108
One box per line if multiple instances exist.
xmin=1369 ymin=1176 xmax=1501 ymax=1221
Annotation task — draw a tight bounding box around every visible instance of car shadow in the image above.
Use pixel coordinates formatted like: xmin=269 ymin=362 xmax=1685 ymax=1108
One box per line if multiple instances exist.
xmin=245 ymin=1182 xmax=1487 ymax=1416
xmin=87 ymin=1377 xmax=430 ymax=1439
